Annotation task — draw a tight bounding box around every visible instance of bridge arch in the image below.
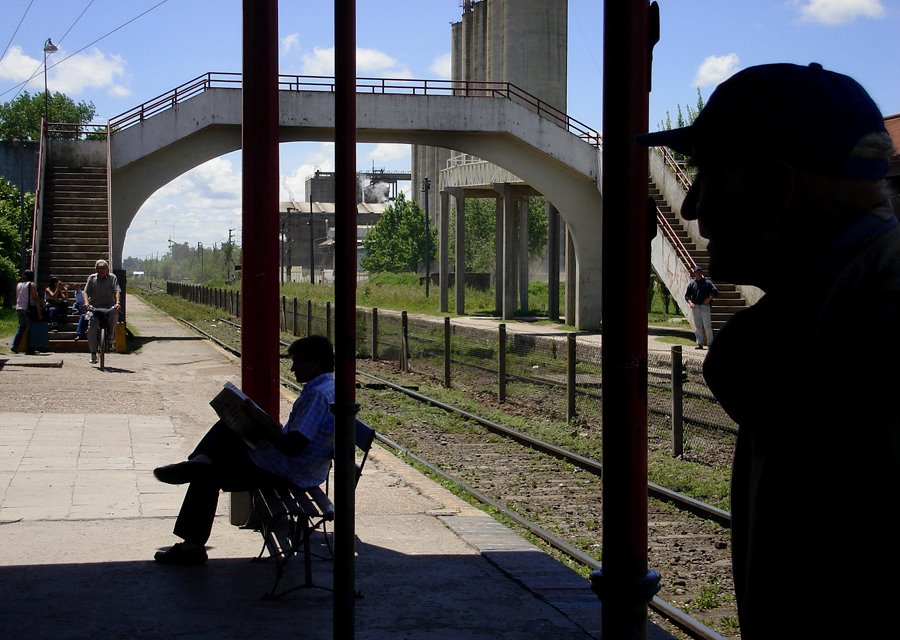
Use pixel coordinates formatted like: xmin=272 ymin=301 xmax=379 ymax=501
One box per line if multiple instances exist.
xmin=110 ymin=83 xmax=603 ymax=328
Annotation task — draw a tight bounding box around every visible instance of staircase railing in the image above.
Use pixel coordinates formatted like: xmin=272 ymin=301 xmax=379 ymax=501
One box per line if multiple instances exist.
xmin=657 ymin=145 xmax=693 ymax=192
xmin=655 ymin=206 xmax=695 ymax=273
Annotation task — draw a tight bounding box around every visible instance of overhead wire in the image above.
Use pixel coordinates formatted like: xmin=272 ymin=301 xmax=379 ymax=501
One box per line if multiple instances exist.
xmin=0 ymin=0 xmax=170 ymax=102
xmin=0 ymin=0 xmax=35 ymax=65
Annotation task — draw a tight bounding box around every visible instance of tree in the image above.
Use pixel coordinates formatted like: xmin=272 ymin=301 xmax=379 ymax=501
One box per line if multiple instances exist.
xmin=448 ymin=196 xmax=549 ymax=274
xmin=0 ymin=178 xmax=32 ymax=305
xmin=361 ymin=192 xmax=435 ymax=273
xmin=0 ymin=90 xmax=97 ymax=141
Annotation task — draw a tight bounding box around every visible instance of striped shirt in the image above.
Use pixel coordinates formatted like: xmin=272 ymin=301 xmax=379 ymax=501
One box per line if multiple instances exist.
xmin=249 ymin=372 xmax=335 ymax=488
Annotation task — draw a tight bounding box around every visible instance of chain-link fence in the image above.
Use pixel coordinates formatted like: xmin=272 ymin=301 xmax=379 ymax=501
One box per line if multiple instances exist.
xmin=167 ymin=283 xmax=737 ymax=467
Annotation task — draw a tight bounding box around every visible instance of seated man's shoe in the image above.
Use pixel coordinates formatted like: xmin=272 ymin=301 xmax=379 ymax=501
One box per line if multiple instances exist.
xmin=153 ymin=460 xmax=210 ymax=485
xmin=154 ymin=542 xmax=208 ymax=565
xmin=73 ymin=335 xmax=81 ymax=342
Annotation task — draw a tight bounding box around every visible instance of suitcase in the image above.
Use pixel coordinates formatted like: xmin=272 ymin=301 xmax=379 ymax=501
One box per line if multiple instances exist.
xmin=29 ymin=321 xmax=49 ymax=350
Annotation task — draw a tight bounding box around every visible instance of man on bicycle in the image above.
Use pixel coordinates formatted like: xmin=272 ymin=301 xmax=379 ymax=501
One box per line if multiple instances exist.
xmin=84 ymin=259 xmax=121 ymax=364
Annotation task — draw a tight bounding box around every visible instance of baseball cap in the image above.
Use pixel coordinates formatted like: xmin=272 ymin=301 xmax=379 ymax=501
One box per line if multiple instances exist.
xmin=637 ymin=62 xmax=890 ymax=180
xmin=691 ymin=265 xmax=703 ymax=273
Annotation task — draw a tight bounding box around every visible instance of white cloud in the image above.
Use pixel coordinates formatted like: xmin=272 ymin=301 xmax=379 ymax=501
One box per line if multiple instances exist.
xmin=796 ymin=0 xmax=886 ymax=25
xmin=281 ymin=33 xmax=300 ymax=54
xmin=367 ymin=143 xmax=410 ymax=164
xmin=693 ymin=54 xmax=740 ymax=88
xmin=0 ymin=46 xmax=43 ymax=90
xmin=48 ymin=48 xmax=129 ymax=98
xmin=429 ymin=52 xmax=452 ymax=79
xmin=301 ymin=47 xmax=335 ymax=75
xmin=0 ymin=45 xmax=128 ymax=106
xmin=300 ymin=46 xmax=411 ymax=77
xmin=124 ymin=157 xmax=242 ymax=258
xmin=280 ymin=143 xmax=335 ymax=202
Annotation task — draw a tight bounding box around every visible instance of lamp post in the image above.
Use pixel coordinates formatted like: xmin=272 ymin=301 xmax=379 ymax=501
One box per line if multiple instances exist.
xmin=421 ymin=177 xmax=431 ymax=298
xmin=308 ymin=196 xmax=315 ymax=284
xmin=43 ymin=38 xmax=58 ymax=124
xmin=279 ymin=221 xmax=286 ymax=285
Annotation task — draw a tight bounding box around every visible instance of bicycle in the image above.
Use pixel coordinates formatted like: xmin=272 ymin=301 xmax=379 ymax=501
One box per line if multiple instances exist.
xmin=87 ymin=306 xmax=116 ymax=370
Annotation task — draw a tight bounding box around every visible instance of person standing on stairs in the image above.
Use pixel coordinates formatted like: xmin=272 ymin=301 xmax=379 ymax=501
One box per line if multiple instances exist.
xmin=684 ymin=265 xmax=718 ymax=349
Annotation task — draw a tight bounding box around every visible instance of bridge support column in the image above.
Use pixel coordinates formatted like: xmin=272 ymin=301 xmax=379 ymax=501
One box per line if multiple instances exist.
xmin=499 ymin=187 xmax=518 ymax=320
xmin=445 ymin=187 xmax=466 ymax=315
xmin=494 ymin=196 xmax=503 ymax=314
xmin=565 ymin=225 xmax=577 ymax=326
xmin=547 ymin=202 xmax=560 ymax=321
xmin=518 ymin=197 xmax=529 ymax=314
xmin=439 ymin=189 xmax=450 ymax=313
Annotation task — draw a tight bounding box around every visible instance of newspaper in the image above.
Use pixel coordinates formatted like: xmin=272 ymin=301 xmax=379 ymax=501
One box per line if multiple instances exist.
xmin=209 ymin=381 xmax=282 ymax=449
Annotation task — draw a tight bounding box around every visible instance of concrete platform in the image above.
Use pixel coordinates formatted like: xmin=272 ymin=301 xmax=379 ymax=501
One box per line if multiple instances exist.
xmin=0 ymin=295 xmax=677 ymax=639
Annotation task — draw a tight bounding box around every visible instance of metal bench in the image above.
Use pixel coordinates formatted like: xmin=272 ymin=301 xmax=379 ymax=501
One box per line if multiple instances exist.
xmin=248 ymin=418 xmax=376 ymax=599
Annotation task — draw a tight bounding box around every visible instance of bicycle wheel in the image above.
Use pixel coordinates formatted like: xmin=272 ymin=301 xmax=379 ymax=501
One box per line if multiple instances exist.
xmin=99 ymin=326 xmax=106 ymax=370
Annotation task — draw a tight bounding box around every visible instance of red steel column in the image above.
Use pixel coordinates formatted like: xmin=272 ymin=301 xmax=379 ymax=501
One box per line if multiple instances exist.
xmin=592 ymin=2 xmax=661 ymax=639
xmin=240 ymin=0 xmax=280 ymax=416
xmin=333 ymin=0 xmax=359 ymax=637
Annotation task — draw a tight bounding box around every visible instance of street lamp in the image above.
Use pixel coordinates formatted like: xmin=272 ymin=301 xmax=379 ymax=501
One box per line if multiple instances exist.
xmin=421 ymin=177 xmax=431 ymax=298
xmin=279 ymin=221 xmax=286 ymax=285
xmin=308 ymin=196 xmax=315 ymax=284
xmin=43 ymin=38 xmax=58 ymax=124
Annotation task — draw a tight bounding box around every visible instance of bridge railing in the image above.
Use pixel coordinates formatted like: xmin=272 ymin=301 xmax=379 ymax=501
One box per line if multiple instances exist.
xmin=106 ymin=71 xmax=601 ymax=147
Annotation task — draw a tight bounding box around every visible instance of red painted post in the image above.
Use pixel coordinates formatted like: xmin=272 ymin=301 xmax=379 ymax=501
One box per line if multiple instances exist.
xmin=240 ymin=0 xmax=279 ymax=416
xmin=591 ymin=2 xmax=661 ymax=639
xmin=333 ymin=0 xmax=359 ymax=637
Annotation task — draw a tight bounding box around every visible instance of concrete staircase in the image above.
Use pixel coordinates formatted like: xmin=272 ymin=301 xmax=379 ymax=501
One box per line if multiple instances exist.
xmin=37 ymin=165 xmax=109 ymax=353
xmin=649 ymin=179 xmax=747 ymax=333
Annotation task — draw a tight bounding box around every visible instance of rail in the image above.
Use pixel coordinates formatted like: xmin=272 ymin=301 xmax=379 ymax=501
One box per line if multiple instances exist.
xmin=657 ymin=145 xmax=693 ymax=192
xmin=656 ymin=207 xmax=696 ymax=273
xmin=653 ymin=145 xmax=697 ymax=274
xmin=105 ymin=72 xmax=601 ymax=147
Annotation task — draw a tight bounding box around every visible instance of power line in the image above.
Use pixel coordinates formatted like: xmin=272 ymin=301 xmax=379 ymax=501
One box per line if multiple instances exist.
xmin=0 ymin=0 xmax=35 ymax=65
xmin=0 ymin=0 xmax=170 ymax=102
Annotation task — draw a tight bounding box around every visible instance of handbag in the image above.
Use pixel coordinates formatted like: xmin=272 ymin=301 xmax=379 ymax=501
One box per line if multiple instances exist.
xmin=26 ymin=284 xmax=41 ymax=322
xmin=29 ymin=319 xmax=49 ymax=349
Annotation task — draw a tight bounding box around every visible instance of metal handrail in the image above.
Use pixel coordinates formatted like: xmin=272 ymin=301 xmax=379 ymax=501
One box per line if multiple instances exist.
xmin=656 ymin=207 xmax=695 ymax=272
xmin=653 ymin=146 xmax=697 ymax=274
xmin=657 ymin=145 xmax=693 ymax=192
xmin=104 ymin=72 xmax=602 ymax=147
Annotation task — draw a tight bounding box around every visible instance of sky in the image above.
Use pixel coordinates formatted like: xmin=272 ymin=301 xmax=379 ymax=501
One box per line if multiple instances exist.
xmin=1 ymin=0 xmax=898 ymax=260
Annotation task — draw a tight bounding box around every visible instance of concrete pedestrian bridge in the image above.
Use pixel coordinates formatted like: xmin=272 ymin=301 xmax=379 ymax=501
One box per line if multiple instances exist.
xmin=100 ymin=73 xmax=605 ymax=329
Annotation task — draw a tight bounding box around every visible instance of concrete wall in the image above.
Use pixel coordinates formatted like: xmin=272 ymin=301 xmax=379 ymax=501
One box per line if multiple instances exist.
xmin=0 ymin=141 xmax=39 ymax=193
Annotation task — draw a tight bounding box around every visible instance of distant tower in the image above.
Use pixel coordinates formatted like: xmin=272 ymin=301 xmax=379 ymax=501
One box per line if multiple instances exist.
xmin=412 ymin=0 xmax=568 ymax=213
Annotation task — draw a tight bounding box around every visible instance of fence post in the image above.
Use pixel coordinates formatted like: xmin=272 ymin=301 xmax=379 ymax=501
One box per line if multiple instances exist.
xmin=326 ymin=301 xmax=332 ymax=342
xmin=306 ymin=299 xmax=312 ymax=337
xmin=498 ymin=323 xmax=506 ymax=403
xmin=235 ymin=291 xmax=240 ymax=318
xmin=292 ymin=297 xmax=298 ymax=336
xmin=371 ymin=308 xmax=379 ymax=361
xmin=671 ymin=345 xmax=684 ymax=458
xmin=444 ymin=316 xmax=451 ymax=388
xmin=400 ymin=310 xmax=409 ymax=372
xmin=567 ymin=333 xmax=576 ymax=422
xmin=281 ymin=296 xmax=287 ymax=333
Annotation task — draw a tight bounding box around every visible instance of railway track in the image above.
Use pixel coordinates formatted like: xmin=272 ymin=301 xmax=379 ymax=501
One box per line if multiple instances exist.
xmin=176 ymin=314 xmax=740 ymax=640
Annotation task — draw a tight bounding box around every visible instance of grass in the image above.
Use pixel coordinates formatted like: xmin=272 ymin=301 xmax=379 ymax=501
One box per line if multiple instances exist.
xmin=176 ymin=273 xmax=686 ymax=328
xmin=0 ymin=307 xmax=17 ymax=353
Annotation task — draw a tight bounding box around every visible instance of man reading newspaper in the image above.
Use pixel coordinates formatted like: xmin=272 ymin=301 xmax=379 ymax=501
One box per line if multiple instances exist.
xmin=152 ymin=335 xmax=335 ymax=565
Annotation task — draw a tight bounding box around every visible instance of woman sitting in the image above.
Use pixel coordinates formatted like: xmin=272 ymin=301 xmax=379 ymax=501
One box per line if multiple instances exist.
xmin=43 ymin=277 xmax=68 ymax=331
